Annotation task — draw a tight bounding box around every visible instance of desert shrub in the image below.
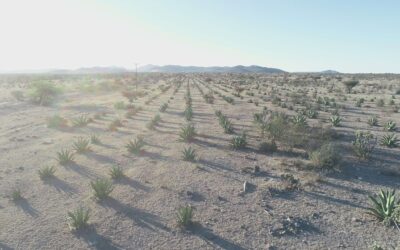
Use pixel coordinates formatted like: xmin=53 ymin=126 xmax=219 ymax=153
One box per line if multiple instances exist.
xmin=376 ymin=99 xmax=385 ymax=107
xmin=126 ymin=137 xmax=145 ymax=154
xmin=114 ymin=101 xmax=126 ymax=110
xmin=47 ymin=115 xmax=68 ymax=128
xmin=176 ymin=205 xmax=194 ymax=228
xmin=367 ymin=116 xmax=378 ymax=126
xmin=343 ymin=80 xmax=359 ymax=93
xmin=230 ymin=133 xmax=247 ymax=149
xmin=73 ymin=137 xmax=91 ymax=153
xmin=179 ymin=124 xmax=196 ymax=142
xmin=380 ymin=133 xmax=398 ymax=148
xmin=384 ymin=121 xmax=397 ymax=132
xmin=38 ymin=166 xmax=56 ymax=180
xmin=28 ymin=81 xmax=62 ymax=105
xmin=11 ymin=90 xmax=24 ymax=101
xmin=57 ymin=149 xmax=74 ymax=165
xmin=223 ymin=96 xmax=234 ymax=104
xmin=280 ymin=173 xmax=301 ymax=191
xmin=90 ymin=178 xmax=114 ymax=200
xmin=204 ymin=92 xmax=214 ymax=103
xmin=352 ymin=131 xmax=376 ymax=160
xmin=182 ymin=147 xmax=196 ymax=162
xmin=258 ymin=141 xmax=277 ymax=154
xmin=309 ymin=143 xmax=340 ymax=169
xmin=11 ymin=188 xmax=22 ymax=201
xmin=67 ymin=207 xmax=90 ymax=231
xmin=109 ymin=165 xmax=124 ymax=180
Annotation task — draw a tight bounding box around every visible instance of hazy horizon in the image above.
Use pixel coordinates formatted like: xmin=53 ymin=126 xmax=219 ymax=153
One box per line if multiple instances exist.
xmin=1 ymin=0 xmax=399 ymax=73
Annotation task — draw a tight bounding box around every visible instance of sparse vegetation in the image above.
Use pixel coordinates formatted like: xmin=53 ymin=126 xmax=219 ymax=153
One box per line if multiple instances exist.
xmin=90 ymin=178 xmax=114 ymax=200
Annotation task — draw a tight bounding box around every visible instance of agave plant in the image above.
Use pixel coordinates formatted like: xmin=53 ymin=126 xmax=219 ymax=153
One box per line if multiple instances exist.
xmin=109 ymin=165 xmax=124 ymax=180
xmin=72 ymin=137 xmax=91 ymax=153
xmin=72 ymin=115 xmax=91 ymax=127
xmin=67 ymin=207 xmax=90 ymax=231
xmin=384 ymin=121 xmax=397 ymax=132
xmin=38 ymin=165 xmax=56 ymax=180
xmin=184 ymin=106 xmax=193 ymax=121
xmin=330 ymin=115 xmax=342 ymax=127
xmin=293 ymin=114 xmax=307 ymax=127
xmin=380 ymin=133 xmax=399 ymax=148
xmin=57 ymin=149 xmax=74 ymax=165
xmin=159 ymin=103 xmax=168 ymax=112
xmin=176 ymin=205 xmax=194 ymax=228
xmin=179 ymin=124 xmax=196 ymax=142
xmin=182 ymin=147 xmax=196 ymax=162
xmin=367 ymin=116 xmax=378 ymax=127
xmin=230 ymin=133 xmax=247 ymax=149
xmin=90 ymin=178 xmax=114 ymax=200
xmin=306 ymin=109 xmax=318 ymax=119
xmin=11 ymin=188 xmax=23 ymax=201
xmin=125 ymin=137 xmax=145 ymax=154
xmin=367 ymin=189 xmax=398 ymax=222
xmin=90 ymin=134 xmax=101 ymax=144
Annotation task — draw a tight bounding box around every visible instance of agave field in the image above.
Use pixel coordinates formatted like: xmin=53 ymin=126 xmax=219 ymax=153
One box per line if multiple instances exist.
xmin=0 ymin=73 xmax=399 ymax=249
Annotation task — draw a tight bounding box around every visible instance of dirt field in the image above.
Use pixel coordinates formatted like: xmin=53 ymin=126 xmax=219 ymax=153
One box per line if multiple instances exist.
xmin=0 ymin=73 xmax=399 ymax=249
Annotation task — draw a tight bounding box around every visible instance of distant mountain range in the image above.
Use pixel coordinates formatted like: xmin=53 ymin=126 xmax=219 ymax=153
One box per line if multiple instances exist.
xmin=0 ymin=65 xmax=342 ymax=74
xmin=138 ymin=64 xmax=285 ymax=73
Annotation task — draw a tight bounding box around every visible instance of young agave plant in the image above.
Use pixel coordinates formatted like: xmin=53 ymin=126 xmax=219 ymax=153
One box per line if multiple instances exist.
xmin=73 ymin=137 xmax=91 ymax=153
xmin=57 ymin=149 xmax=74 ymax=165
xmin=384 ymin=121 xmax=397 ymax=132
xmin=176 ymin=205 xmax=194 ymax=228
xmin=38 ymin=165 xmax=56 ymax=180
xmin=293 ymin=114 xmax=307 ymax=127
xmin=182 ymin=147 xmax=196 ymax=162
xmin=330 ymin=115 xmax=342 ymax=127
xmin=367 ymin=189 xmax=398 ymax=222
xmin=230 ymin=133 xmax=247 ymax=149
xmin=306 ymin=109 xmax=318 ymax=119
xmin=184 ymin=106 xmax=193 ymax=121
xmin=90 ymin=134 xmax=101 ymax=144
xmin=109 ymin=165 xmax=124 ymax=180
xmin=179 ymin=124 xmax=196 ymax=142
xmin=367 ymin=116 xmax=378 ymax=127
xmin=90 ymin=178 xmax=114 ymax=200
xmin=125 ymin=137 xmax=145 ymax=155
xmin=72 ymin=115 xmax=91 ymax=127
xmin=380 ymin=133 xmax=399 ymax=148
xmin=67 ymin=207 xmax=90 ymax=231
xmin=159 ymin=103 xmax=168 ymax=112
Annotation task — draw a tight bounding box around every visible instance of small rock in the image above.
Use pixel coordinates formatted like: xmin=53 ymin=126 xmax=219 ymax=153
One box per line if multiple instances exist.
xmin=42 ymin=139 xmax=53 ymax=144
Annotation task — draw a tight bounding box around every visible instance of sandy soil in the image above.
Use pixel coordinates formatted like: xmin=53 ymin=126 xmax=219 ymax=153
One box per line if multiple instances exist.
xmin=0 ymin=73 xmax=399 ymax=249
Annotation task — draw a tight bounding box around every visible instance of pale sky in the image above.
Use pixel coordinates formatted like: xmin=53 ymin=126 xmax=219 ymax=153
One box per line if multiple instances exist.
xmin=0 ymin=0 xmax=399 ymax=73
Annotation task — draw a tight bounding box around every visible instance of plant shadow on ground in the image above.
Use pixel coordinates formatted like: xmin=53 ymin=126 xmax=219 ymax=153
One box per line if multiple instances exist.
xmin=13 ymin=198 xmax=39 ymax=217
xmin=74 ymin=225 xmax=122 ymax=250
xmin=85 ymin=151 xmax=116 ymax=164
xmin=0 ymin=242 xmax=13 ymax=250
xmin=119 ymin=176 xmax=151 ymax=192
xmin=188 ymin=223 xmax=246 ymax=250
xmin=44 ymin=176 xmax=78 ymax=194
xmin=65 ymin=162 xmax=97 ymax=179
xmin=102 ymin=197 xmax=169 ymax=232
